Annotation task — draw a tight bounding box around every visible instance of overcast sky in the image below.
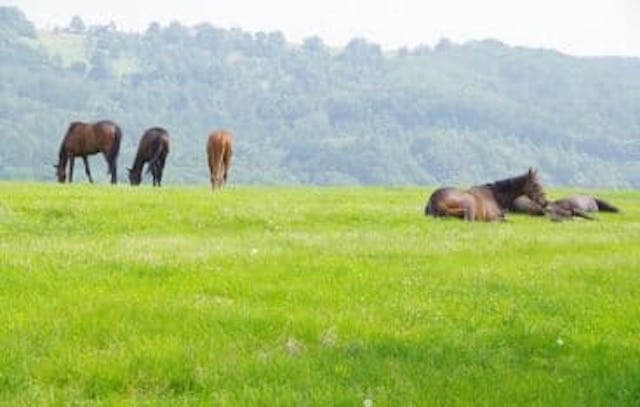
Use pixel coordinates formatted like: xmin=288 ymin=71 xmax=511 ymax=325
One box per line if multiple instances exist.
xmin=4 ymin=0 xmax=640 ymax=57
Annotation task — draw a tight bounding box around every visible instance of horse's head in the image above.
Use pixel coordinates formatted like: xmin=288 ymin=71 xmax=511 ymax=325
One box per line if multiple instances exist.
xmin=521 ymin=168 xmax=547 ymax=208
xmin=128 ymin=167 xmax=142 ymax=186
xmin=54 ymin=164 xmax=66 ymax=183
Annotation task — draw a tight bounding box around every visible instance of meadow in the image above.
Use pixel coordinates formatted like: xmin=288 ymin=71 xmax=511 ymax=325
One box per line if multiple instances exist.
xmin=0 ymin=182 xmax=639 ymax=405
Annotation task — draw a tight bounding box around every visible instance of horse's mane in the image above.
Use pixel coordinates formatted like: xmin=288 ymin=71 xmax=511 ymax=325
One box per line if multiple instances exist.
xmin=58 ymin=121 xmax=83 ymax=161
xmin=482 ymin=172 xmax=529 ymax=193
xmin=480 ymin=170 xmax=540 ymax=208
xmin=146 ymin=127 xmax=169 ymax=136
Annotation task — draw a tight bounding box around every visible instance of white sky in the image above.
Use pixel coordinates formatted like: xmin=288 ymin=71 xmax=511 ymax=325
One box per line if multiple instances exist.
xmin=4 ymin=0 xmax=640 ymax=57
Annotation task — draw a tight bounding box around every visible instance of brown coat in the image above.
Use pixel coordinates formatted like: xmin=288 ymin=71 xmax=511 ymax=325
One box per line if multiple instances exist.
xmin=207 ymin=130 xmax=233 ymax=190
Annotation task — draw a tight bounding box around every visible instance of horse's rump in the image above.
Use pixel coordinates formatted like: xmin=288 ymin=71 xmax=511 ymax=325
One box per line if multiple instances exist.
xmin=207 ymin=130 xmax=233 ymax=189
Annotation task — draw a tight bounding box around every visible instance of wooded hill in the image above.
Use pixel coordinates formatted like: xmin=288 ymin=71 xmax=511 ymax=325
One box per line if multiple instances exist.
xmin=1 ymin=7 xmax=639 ymax=187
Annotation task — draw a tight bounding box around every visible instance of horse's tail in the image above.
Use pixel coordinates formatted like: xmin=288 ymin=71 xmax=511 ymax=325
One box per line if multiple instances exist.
xmin=594 ymin=197 xmax=619 ymax=213
xmin=215 ymin=148 xmax=225 ymax=184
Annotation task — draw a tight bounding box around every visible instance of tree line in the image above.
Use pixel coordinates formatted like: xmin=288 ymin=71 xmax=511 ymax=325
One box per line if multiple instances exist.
xmin=1 ymin=7 xmax=639 ymax=187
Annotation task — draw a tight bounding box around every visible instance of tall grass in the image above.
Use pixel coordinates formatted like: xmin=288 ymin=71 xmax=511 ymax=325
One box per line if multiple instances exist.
xmin=1 ymin=183 xmax=639 ymax=405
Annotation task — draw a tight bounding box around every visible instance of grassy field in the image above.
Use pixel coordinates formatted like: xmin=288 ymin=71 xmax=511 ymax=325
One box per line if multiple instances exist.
xmin=1 ymin=182 xmax=639 ymax=405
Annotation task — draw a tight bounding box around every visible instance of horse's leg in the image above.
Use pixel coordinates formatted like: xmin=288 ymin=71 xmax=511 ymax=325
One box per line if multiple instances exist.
xmin=208 ymin=155 xmax=216 ymax=191
xmin=153 ymin=164 xmax=159 ymax=187
xmin=68 ymin=155 xmax=75 ymax=183
xmin=104 ymin=151 xmax=117 ymax=184
xmin=82 ymin=156 xmax=93 ymax=183
xmin=572 ymin=209 xmax=596 ymax=221
xmin=157 ymin=158 xmax=165 ymax=187
xmin=463 ymin=204 xmax=476 ymax=221
xmin=110 ymin=160 xmax=117 ymax=184
xmin=223 ymin=151 xmax=232 ymax=185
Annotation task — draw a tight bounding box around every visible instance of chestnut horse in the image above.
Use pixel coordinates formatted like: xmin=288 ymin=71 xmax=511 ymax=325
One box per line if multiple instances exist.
xmin=55 ymin=120 xmax=122 ymax=184
xmin=207 ymin=130 xmax=233 ymax=190
xmin=128 ymin=127 xmax=170 ymax=187
xmin=425 ymin=169 xmax=547 ymax=221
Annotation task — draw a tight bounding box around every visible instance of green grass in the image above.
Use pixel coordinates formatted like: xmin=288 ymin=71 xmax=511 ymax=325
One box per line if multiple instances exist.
xmin=1 ymin=182 xmax=639 ymax=405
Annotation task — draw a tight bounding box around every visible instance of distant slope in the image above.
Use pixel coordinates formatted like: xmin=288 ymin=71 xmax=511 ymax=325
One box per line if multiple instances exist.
xmin=1 ymin=7 xmax=639 ymax=186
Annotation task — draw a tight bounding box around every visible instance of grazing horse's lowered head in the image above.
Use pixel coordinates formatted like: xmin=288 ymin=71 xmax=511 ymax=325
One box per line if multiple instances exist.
xmin=425 ymin=168 xmax=547 ymax=222
xmin=54 ymin=163 xmax=66 ymax=183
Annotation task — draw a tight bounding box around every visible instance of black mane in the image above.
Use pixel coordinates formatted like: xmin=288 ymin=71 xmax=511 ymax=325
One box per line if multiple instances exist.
xmin=480 ymin=172 xmax=533 ymax=209
xmin=58 ymin=121 xmax=82 ymax=163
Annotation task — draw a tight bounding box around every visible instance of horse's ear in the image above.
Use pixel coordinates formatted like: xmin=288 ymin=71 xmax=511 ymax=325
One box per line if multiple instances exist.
xmin=528 ymin=167 xmax=537 ymax=177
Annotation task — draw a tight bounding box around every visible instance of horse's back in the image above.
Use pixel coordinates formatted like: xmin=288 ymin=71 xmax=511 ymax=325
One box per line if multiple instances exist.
xmin=142 ymin=127 xmax=169 ymax=149
xmin=555 ymin=195 xmax=599 ymax=212
xmin=65 ymin=120 xmax=119 ymax=154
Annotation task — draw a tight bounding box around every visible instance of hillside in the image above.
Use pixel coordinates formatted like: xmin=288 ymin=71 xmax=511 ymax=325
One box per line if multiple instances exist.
xmin=1 ymin=7 xmax=639 ymax=186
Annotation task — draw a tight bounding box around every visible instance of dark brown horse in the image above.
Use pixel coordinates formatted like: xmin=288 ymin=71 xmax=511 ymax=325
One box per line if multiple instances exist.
xmin=128 ymin=127 xmax=170 ymax=187
xmin=511 ymin=194 xmax=619 ymax=221
xmin=55 ymin=120 xmax=122 ymax=184
xmin=425 ymin=169 xmax=547 ymax=221
xmin=207 ymin=130 xmax=233 ymax=190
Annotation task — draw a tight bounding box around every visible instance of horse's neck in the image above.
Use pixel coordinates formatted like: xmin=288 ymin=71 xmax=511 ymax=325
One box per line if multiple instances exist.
xmin=132 ymin=151 xmax=147 ymax=172
xmin=57 ymin=140 xmax=68 ymax=166
xmin=492 ymin=187 xmax=519 ymax=208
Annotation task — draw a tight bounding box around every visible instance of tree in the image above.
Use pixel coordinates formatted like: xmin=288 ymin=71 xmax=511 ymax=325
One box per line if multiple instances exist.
xmin=302 ymin=36 xmax=328 ymax=57
xmin=68 ymin=15 xmax=85 ymax=33
xmin=343 ymin=38 xmax=382 ymax=62
xmin=0 ymin=7 xmax=36 ymax=38
xmin=88 ymin=50 xmax=113 ymax=80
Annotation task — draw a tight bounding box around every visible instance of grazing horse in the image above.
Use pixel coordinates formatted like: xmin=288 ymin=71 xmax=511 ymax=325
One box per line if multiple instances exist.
xmin=206 ymin=130 xmax=233 ymax=190
xmin=511 ymin=194 xmax=619 ymax=221
xmin=425 ymin=169 xmax=547 ymax=222
xmin=128 ymin=127 xmax=170 ymax=187
xmin=55 ymin=120 xmax=122 ymax=184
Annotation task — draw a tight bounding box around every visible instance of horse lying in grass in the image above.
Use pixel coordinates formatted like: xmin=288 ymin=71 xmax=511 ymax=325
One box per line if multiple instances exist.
xmin=425 ymin=168 xmax=547 ymax=221
xmin=128 ymin=127 xmax=170 ymax=187
xmin=510 ymin=194 xmax=620 ymax=221
xmin=55 ymin=120 xmax=122 ymax=184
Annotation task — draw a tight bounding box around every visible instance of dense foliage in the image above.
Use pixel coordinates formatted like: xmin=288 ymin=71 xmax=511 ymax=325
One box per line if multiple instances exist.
xmin=1 ymin=7 xmax=639 ymax=186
